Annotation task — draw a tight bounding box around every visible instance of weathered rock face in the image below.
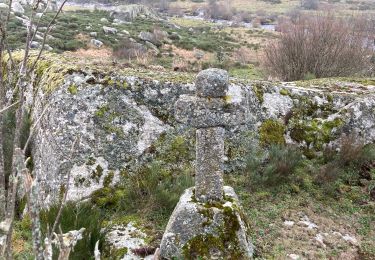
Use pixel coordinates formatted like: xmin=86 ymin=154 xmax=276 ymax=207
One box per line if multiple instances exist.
xmin=104 ymin=222 xmax=154 ymax=259
xmin=159 ymin=187 xmax=254 ymax=259
xmin=110 ymin=4 xmax=160 ymax=22
xmin=31 ymin=62 xmax=375 ymax=204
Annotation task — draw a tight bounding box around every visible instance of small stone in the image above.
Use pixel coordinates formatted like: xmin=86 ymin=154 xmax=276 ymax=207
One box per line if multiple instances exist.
xmin=138 ymin=31 xmax=161 ymax=47
xmin=283 ymin=220 xmax=295 ymax=227
xmin=100 ymin=17 xmax=108 ymax=23
xmin=103 ymin=26 xmax=117 ymax=35
xmin=44 ymin=44 xmax=53 ymax=51
xmin=90 ymin=39 xmax=103 ymax=48
xmin=145 ymin=41 xmax=159 ymax=54
xmin=288 ymin=254 xmax=301 ymax=260
xmin=196 ymin=68 xmax=229 ymax=98
xmin=342 ymin=234 xmax=358 ymax=245
xmin=30 ymin=41 xmax=40 ymax=49
xmin=89 ymin=32 xmax=97 ymax=37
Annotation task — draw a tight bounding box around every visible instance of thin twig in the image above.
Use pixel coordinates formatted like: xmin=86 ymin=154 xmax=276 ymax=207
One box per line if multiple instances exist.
xmin=48 ymin=136 xmax=80 ymax=240
xmin=23 ymin=102 xmax=50 ymax=152
xmin=0 ymin=101 xmax=19 ymax=114
xmin=29 ymin=0 xmax=68 ymax=73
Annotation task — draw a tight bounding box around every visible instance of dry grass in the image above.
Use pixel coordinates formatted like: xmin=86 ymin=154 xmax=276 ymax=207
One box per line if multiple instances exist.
xmin=65 ymin=47 xmax=113 ymax=60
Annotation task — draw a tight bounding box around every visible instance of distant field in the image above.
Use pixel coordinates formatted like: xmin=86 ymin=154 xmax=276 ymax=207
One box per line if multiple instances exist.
xmin=170 ymin=0 xmax=300 ymax=14
xmin=170 ymin=0 xmax=375 ymax=15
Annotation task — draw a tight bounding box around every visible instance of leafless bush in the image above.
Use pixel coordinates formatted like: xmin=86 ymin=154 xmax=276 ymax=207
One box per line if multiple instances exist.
xmin=302 ymin=0 xmax=319 ymax=10
xmin=264 ymin=13 xmax=374 ymax=81
xmin=233 ymin=47 xmax=254 ymax=65
xmin=206 ymin=0 xmax=234 ymax=20
xmin=113 ymin=39 xmax=147 ymax=60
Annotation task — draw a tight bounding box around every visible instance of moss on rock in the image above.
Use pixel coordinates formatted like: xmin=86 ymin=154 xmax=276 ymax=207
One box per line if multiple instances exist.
xmin=259 ymin=119 xmax=286 ymax=147
xmin=182 ymin=203 xmax=246 ymax=259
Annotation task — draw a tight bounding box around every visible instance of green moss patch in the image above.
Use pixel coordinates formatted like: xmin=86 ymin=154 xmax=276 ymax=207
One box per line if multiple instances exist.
xmin=259 ymin=119 xmax=286 ymax=147
xmin=183 ymin=204 xmax=246 ymax=259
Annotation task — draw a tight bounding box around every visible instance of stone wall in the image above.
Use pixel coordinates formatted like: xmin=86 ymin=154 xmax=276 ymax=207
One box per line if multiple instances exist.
xmin=31 ymin=66 xmax=375 ymax=204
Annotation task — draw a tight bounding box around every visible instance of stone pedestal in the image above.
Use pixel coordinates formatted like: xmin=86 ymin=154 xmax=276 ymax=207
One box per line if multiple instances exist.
xmin=159 ymin=187 xmax=254 ymax=259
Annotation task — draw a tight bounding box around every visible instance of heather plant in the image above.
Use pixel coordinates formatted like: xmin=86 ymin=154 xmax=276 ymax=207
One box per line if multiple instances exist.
xmin=245 ymin=143 xmax=305 ymax=190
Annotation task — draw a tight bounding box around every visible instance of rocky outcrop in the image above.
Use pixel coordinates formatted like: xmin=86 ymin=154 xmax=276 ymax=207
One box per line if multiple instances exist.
xmin=110 ymin=4 xmax=160 ymax=22
xmin=30 ymin=58 xmax=375 ymax=204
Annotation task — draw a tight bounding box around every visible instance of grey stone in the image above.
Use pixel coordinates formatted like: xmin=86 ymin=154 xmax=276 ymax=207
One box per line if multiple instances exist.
xmin=30 ymin=41 xmax=40 ymax=49
xmin=44 ymin=44 xmax=53 ymax=51
xmin=34 ymin=34 xmax=43 ymax=40
xmin=103 ymin=26 xmax=117 ymax=35
xmin=138 ymin=31 xmax=161 ymax=47
xmin=175 ymin=95 xmax=246 ymax=128
xmin=29 ymin=63 xmax=375 ymax=206
xmin=160 ymin=69 xmax=253 ymax=257
xmin=110 ymin=4 xmax=159 ymax=22
xmin=100 ymin=17 xmax=108 ymax=23
xmin=159 ymin=187 xmax=254 ymax=259
xmin=11 ymin=2 xmax=24 ymax=14
xmin=0 ymin=3 xmax=9 ymax=9
xmin=194 ymin=50 xmax=204 ymax=60
xmin=196 ymin=68 xmax=229 ymax=98
xmin=89 ymin=32 xmax=97 ymax=37
xmin=195 ymin=127 xmax=224 ymax=202
xmin=145 ymin=41 xmax=159 ymax=54
xmin=90 ymin=39 xmax=104 ymax=48
xmin=104 ymin=222 xmax=154 ymax=259
xmin=169 ymin=32 xmax=181 ymax=40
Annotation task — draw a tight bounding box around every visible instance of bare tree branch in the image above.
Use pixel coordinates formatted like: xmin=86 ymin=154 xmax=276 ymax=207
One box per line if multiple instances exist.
xmin=0 ymin=101 xmax=20 ymax=114
xmin=23 ymin=102 xmax=51 ymax=153
xmin=48 ymin=136 xmax=80 ymax=240
xmin=29 ymin=0 xmax=68 ymax=73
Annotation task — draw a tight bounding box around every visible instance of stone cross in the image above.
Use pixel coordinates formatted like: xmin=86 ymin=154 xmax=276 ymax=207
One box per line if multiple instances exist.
xmin=175 ymin=69 xmax=245 ymax=202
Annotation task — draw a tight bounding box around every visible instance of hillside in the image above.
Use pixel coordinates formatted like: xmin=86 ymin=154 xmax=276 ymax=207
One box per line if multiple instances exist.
xmin=1 ymin=0 xmax=375 ymax=259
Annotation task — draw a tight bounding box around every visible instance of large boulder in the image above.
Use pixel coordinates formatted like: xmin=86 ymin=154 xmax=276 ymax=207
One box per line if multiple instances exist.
xmin=30 ymin=57 xmax=375 ymax=204
xmin=160 ymin=186 xmax=254 ymax=259
xmin=110 ymin=4 xmax=159 ymax=22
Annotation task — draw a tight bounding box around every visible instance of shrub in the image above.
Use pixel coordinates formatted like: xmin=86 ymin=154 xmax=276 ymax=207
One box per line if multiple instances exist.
xmin=264 ymin=13 xmax=374 ymax=81
xmin=246 ymin=144 xmax=305 ymax=189
xmin=40 ymin=202 xmax=105 ymax=259
xmin=302 ymin=0 xmax=319 ymax=10
xmin=315 ymin=136 xmax=375 ymax=198
xmin=113 ymin=39 xmax=148 ymax=60
xmin=205 ymin=0 xmax=234 ymax=20
xmin=259 ymin=119 xmax=286 ymax=147
xmin=337 ymin=135 xmax=375 ymax=167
